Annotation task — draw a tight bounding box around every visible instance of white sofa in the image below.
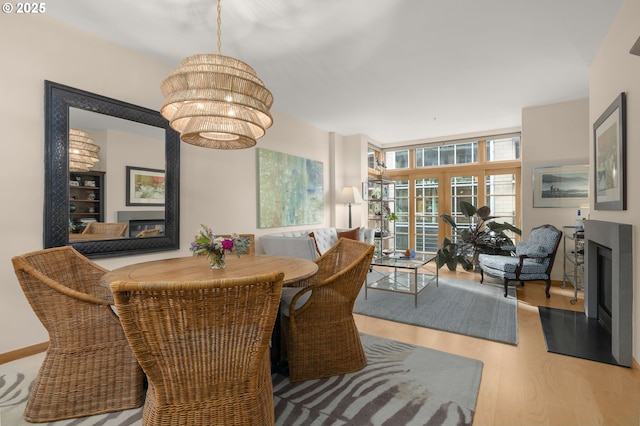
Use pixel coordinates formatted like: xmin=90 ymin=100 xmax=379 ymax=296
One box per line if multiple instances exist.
xmin=260 ymin=227 xmax=374 ymax=261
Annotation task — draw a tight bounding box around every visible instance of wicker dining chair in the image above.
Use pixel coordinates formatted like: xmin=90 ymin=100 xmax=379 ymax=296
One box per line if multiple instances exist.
xmin=280 ymin=238 xmax=375 ymax=382
xmin=81 ymin=221 xmax=128 ymax=237
xmin=110 ymin=272 xmax=284 ymax=426
xmin=218 ymin=233 xmax=255 ymax=255
xmin=11 ymin=246 xmax=145 ymax=422
xmin=136 ymin=227 xmax=161 ymax=237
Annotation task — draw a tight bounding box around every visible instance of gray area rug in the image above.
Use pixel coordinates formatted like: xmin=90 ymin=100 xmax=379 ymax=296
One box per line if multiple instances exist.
xmin=0 ymin=334 xmax=482 ymax=425
xmin=356 ymin=271 xmax=518 ymax=345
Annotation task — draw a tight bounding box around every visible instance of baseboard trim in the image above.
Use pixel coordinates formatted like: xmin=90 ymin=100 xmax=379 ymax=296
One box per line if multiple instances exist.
xmin=0 ymin=342 xmax=48 ymax=364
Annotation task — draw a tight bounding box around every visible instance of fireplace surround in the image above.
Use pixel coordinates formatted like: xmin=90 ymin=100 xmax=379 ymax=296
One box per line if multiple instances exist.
xmin=584 ymin=220 xmax=632 ymax=367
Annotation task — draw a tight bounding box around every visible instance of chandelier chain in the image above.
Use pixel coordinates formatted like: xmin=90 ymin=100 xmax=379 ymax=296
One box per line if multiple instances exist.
xmin=160 ymin=0 xmax=273 ymax=149
xmin=216 ymin=0 xmax=222 ymax=55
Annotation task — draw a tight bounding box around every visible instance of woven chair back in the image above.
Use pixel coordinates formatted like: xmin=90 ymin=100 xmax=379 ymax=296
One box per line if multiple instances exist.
xmin=82 ymin=222 xmax=128 ymax=236
xmin=12 ymin=246 xmax=117 ymax=342
xmin=283 ymin=238 xmax=375 ymax=382
xmin=136 ymin=227 xmax=161 ymax=237
xmin=110 ymin=272 xmax=284 ymax=425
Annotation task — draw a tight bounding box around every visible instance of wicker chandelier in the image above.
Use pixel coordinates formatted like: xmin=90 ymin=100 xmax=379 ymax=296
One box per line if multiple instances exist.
xmin=160 ymin=0 xmax=273 ymax=149
xmin=69 ymin=128 xmax=100 ymax=172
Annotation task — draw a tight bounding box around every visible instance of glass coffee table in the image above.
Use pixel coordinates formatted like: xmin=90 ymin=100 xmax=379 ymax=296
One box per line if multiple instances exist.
xmin=367 ymin=252 xmax=438 ymax=307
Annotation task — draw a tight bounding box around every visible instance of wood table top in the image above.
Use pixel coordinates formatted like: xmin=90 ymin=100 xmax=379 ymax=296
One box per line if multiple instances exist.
xmin=101 ymin=254 xmax=318 ymax=286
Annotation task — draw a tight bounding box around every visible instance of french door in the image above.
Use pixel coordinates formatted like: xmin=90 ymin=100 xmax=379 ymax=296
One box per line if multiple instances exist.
xmin=387 ymin=167 xmax=520 ymax=253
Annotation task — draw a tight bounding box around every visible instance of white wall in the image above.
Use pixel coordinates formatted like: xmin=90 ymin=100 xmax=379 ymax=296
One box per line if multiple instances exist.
xmin=335 ymin=134 xmax=371 ymax=229
xmin=103 ymin=129 xmax=165 ymax=222
xmin=0 ymin=15 xmax=338 ymax=353
xmin=588 ymin=0 xmax=640 ymax=363
xmin=521 ymin=98 xmax=590 ymax=280
xmin=0 ymin=15 xmax=174 ymax=353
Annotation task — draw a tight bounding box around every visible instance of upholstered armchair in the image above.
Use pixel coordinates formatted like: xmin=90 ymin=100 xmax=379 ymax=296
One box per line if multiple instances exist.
xmin=479 ymin=224 xmax=562 ymax=298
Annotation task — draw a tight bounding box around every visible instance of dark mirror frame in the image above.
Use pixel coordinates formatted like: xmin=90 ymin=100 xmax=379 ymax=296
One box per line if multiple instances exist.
xmin=44 ymin=80 xmax=180 ymax=258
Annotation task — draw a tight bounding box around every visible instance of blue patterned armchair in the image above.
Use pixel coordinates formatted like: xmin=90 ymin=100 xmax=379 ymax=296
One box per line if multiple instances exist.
xmin=479 ymin=224 xmax=562 ymax=298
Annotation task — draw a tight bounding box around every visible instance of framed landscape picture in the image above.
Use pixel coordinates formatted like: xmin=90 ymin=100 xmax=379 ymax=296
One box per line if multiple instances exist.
xmin=533 ymin=164 xmax=589 ymax=208
xmin=594 ymin=92 xmax=626 ymax=210
xmin=126 ymin=166 xmax=165 ymax=206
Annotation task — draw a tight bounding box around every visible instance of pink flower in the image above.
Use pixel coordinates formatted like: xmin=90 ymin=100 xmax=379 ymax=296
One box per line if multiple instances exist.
xmin=221 ymin=239 xmax=234 ymax=251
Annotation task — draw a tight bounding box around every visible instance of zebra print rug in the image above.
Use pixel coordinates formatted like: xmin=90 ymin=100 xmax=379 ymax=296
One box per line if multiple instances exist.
xmin=0 ymin=334 xmax=482 ymax=425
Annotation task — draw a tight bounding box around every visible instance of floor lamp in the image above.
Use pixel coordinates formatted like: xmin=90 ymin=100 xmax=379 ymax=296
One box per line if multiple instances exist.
xmin=337 ymin=186 xmax=363 ymax=228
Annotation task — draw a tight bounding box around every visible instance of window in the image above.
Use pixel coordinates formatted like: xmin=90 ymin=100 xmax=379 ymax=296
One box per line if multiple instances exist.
xmin=485 ymin=173 xmax=518 ymax=239
xmin=367 ymin=147 xmax=377 ymax=170
xmin=414 ymin=178 xmax=439 ymax=253
xmin=450 ymin=175 xmax=479 ymax=243
xmin=416 ymin=142 xmax=478 ymax=167
xmin=385 ymin=149 xmax=409 ymax=169
xmin=376 ymin=136 xmax=520 ymax=256
xmin=486 ymin=137 xmax=520 ymax=161
xmin=393 ymin=180 xmax=409 ymax=251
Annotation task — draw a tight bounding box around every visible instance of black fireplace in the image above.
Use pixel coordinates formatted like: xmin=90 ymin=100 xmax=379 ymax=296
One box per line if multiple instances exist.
xmin=128 ymin=219 xmax=165 ymax=238
xmin=116 ymin=210 xmax=165 ymax=238
xmin=596 ymin=245 xmax=612 ymax=334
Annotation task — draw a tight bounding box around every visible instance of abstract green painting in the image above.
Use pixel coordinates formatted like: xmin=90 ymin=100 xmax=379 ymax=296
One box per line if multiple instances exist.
xmin=257 ymin=148 xmax=324 ymax=228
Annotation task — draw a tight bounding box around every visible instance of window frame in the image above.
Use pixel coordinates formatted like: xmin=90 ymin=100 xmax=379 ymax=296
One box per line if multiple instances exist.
xmin=374 ymin=138 xmax=521 ymax=253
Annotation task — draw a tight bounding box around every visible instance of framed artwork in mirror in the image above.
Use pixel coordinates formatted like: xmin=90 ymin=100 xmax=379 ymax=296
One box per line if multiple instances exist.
xmin=594 ymin=92 xmax=626 ymax=211
xmin=126 ymin=166 xmax=165 ymax=206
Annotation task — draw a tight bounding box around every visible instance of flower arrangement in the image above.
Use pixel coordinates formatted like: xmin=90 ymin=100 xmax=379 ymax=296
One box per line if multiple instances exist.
xmin=190 ymin=224 xmax=250 ymax=269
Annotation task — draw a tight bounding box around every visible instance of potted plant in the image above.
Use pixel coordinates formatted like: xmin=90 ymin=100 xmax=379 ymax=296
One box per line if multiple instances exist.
xmin=435 ymin=201 xmax=521 ymax=271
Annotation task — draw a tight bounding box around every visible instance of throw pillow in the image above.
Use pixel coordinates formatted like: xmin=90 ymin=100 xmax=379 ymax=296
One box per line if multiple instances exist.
xmin=337 ymin=227 xmax=360 ymax=241
xmin=308 ymin=232 xmax=322 ymax=256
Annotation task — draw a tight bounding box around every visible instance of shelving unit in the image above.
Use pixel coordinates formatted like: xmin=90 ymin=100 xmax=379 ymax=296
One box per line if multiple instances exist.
xmin=69 ymin=171 xmax=105 ymax=232
xmin=562 ymin=225 xmax=584 ymax=304
xmin=365 ymin=178 xmax=395 ymax=258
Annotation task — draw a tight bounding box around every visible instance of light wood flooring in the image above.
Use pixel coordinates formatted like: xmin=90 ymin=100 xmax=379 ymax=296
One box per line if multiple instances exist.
xmin=355 ymin=268 xmax=640 ymax=426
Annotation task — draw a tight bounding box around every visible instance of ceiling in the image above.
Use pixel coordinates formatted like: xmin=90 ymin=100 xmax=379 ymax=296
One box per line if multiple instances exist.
xmin=46 ymin=0 xmax=622 ymax=145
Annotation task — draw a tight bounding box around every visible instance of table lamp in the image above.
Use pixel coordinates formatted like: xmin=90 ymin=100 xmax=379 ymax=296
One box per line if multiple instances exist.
xmin=337 ymin=186 xmax=363 ymax=228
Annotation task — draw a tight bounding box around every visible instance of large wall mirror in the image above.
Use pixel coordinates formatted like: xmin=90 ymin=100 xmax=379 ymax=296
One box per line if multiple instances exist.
xmin=45 ymin=81 xmax=180 ymax=258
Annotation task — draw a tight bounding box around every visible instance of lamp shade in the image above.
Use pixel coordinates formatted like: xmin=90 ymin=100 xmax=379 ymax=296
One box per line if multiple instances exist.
xmin=337 ymin=186 xmax=363 ymax=204
xmin=69 ymin=128 xmax=100 ymax=172
xmin=160 ymin=54 xmax=273 ymax=149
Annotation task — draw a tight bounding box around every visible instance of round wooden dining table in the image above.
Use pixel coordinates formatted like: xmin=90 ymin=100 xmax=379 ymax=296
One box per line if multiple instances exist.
xmin=101 ymin=254 xmax=318 ymax=286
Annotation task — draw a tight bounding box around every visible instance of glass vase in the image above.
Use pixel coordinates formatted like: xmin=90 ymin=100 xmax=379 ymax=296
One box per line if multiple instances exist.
xmin=207 ymin=249 xmax=226 ymax=269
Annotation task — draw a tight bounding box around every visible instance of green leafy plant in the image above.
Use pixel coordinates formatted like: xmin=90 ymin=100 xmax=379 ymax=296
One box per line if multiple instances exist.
xmin=435 ymin=201 xmax=521 ymax=271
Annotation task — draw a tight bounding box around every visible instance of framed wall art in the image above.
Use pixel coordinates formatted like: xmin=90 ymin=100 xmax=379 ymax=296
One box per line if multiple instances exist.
xmin=257 ymin=148 xmax=324 ymax=228
xmin=126 ymin=166 xmax=166 ymax=206
xmin=594 ymin=92 xmax=626 ymax=210
xmin=533 ymin=164 xmax=589 ymax=208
